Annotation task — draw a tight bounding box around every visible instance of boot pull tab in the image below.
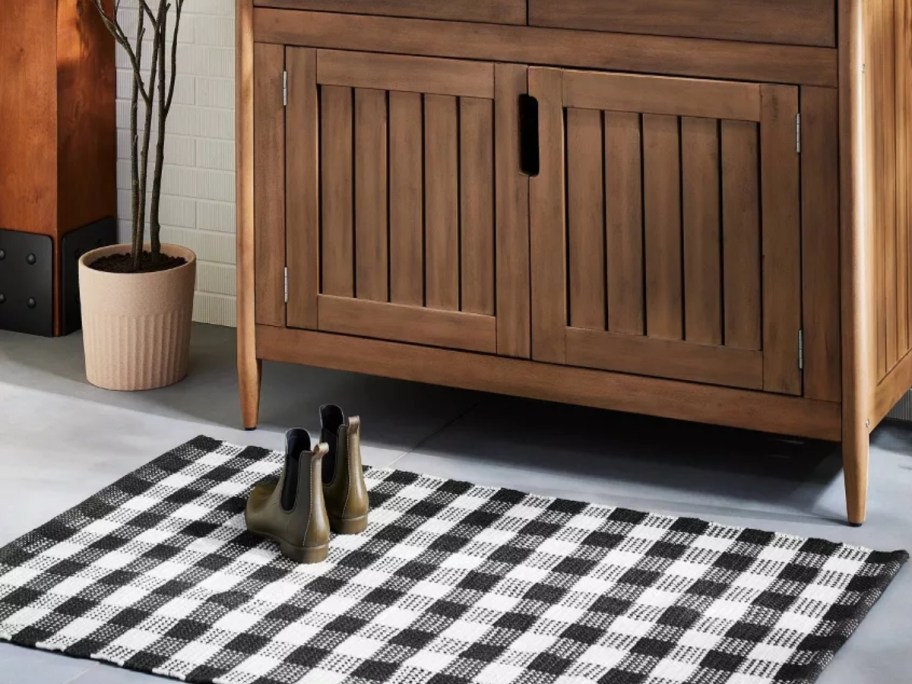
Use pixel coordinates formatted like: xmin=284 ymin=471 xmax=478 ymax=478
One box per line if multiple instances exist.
xmin=312 ymin=442 xmax=330 ymax=460
xmin=348 ymin=415 xmax=361 ymax=437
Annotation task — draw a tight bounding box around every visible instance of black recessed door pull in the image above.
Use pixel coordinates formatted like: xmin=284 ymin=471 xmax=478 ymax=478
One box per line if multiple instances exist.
xmin=518 ymin=94 xmax=540 ymax=177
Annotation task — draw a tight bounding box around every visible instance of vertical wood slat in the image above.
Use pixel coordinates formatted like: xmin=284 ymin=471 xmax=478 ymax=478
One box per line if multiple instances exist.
xmin=721 ymin=120 xmax=762 ymax=350
xmin=567 ymin=108 xmax=605 ymax=329
xmin=285 ymin=48 xmax=319 ymax=329
xmin=253 ymin=43 xmax=286 ymax=327
xmin=354 ymin=88 xmax=389 ymax=302
xmin=605 ymin=112 xmax=644 ymax=335
xmin=321 ymin=85 xmax=354 ymax=297
xmin=495 ymin=63 xmax=531 ymax=358
xmin=530 ymin=67 xmax=567 ymax=362
xmin=801 ymin=86 xmax=842 ymax=401
xmin=643 ymin=113 xmax=683 ymax=340
xmin=389 ymin=91 xmax=424 ymax=306
xmin=760 ymin=85 xmax=802 ymax=395
xmin=898 ymin=0 xmax=912 ymax=356
xmin=460 ymin=97 xmax=495 ymax=315
xmin=681 ymin=116 xmax=722 ymax=345
xmin=883 ymin=0 xmax=899 ymax=370
xmin=424 ymin=94 xmax=460 ymax=311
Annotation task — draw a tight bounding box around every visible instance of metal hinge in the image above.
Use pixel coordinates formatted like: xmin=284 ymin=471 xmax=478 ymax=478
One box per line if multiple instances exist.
xmin=796 ymin=113 xmax=801 ymax=154
xmin=284 ymin=267 xmax=288 ymax=303
xmin=798 ymin=329 xmax=805 ymax=370
xmin=283 ymin=70 xmax=288 ymax=107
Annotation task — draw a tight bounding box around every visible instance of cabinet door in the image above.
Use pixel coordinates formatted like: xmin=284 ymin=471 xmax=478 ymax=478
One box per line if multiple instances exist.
xmin=285 ymin=48 xmax=529 ymax=357
xmin=530 ymin=68 xmax=802 ymax=394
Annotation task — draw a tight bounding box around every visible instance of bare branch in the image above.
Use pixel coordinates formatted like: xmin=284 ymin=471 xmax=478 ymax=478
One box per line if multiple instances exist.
xmin=164 ymin=0 xmax=184 ymax=114
xmin=91 ymin=0 xmax=151 ymax=105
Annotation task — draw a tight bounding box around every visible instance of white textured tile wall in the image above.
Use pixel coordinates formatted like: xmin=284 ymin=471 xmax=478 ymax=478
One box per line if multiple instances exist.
xmin=115 ymin=0 xmax=237 ymax=327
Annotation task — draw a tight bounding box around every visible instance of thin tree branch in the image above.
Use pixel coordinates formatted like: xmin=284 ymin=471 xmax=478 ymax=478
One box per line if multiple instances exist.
xmin=164 ymin=0 xmax=184 ymax=114
xmin=91 ymin=0 xmax=152 ymax=105
xmin=130 ymin=6 xmax=145 ymax=269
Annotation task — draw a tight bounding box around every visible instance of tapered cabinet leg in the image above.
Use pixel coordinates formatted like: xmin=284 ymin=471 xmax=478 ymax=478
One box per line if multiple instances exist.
xmin=239 ymin=356 xmax=262 ymax=430
xmin=842 ymin=423 xmax=869 ymax=526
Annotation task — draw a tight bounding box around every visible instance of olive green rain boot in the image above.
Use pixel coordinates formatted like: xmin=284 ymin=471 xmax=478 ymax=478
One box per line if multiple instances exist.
xmin=245 ymin=428 xmax=331 ymax=563
xmin=320 ymin=405 xmax=369 ymax=534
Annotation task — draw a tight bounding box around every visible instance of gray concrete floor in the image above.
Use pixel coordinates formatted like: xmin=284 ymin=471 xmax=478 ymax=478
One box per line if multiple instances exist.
xmin=0 ymin=323 xmax=909 ymax=683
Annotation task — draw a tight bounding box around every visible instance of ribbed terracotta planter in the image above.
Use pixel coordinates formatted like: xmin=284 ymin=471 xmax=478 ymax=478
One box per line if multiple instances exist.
xmin=79 ymin=244 xmax=196 ymax=391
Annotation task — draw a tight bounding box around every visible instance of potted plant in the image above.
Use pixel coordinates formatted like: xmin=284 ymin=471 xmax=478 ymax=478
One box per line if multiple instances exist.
xmin=80 ymin=0 xmax=195 ymax=391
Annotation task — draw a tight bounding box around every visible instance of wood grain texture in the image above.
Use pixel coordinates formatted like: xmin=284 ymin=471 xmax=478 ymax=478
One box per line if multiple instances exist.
xmin=897 ymin=0 xmax=912 ymax=359
xmin=285 ymin=47 xmax=319 ymax=329
xmin=529 ymin=0 xmax=836 ymax=48
xmin=0 ymin=1 xmax=57 ymax=235
xmin=389 ymin=91 xmax=424 ymax=307
xmin=566 ymin=327 xmax=762 ymax=389
xmin=494 ymin=63 xmax=531 ymax=358
xmin=839 ymin=0 xmax=872 ymax=525
xmin=320 ymin=85 xmax=354 ymax=297
xmin=317 ymin=295 xmax=497 ymax=353
xmin=562 ymin=71 xmax=760 ymax=122
xmin=253 ymin=0 xmax=527 ymax=25
xmin=720 ymin=121 xmax=762 ymax=351
xmin=318 ymin=50 xmax=494 ymax=99
xmin=801 ymin=87 xmax=842 ymax=402
xmin=681 ymin=116 xmax=721 ymax=346
xmin=529 ymin=68 xmax=567 ymax=362
xmin=236 ymin=0 xmax=260 ymax=429
xmin=760 ymin=85 xmax=802 ymax=395
xmin=253 ymin=43 xmax=286 ymax=327
xmin=566 ymin=108 xmax=605 ymax=330
xmin=56 ymin=0 xmax=117 ymax=236
xmin=643 ymin=114 xmax=683 ymax=341
xmin=424 ymin=94 xmax=460 ymax=311
xmin=254 ymin=10 xmax=839 ymax=88
xmin=354 ymin=88 xmax=389 ymax=302
xmin=604 ymin=112 xmax=645 ymax=336
xmin=259 ymin=324 xmax=842 ymax=441
xmin=459 ymin=97 xmax=495 ymax=316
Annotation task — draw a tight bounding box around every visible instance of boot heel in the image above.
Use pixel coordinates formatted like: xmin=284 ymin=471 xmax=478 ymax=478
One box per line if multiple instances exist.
xmin=280 ymin=541 xmax=328 ymax=564
xmin=330 ymin=514 xmax=368 ymax=535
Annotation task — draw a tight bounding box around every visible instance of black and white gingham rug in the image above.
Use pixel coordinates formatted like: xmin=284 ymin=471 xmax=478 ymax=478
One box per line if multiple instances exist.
xmin=0 ymin=437 xmax=906 ymax=684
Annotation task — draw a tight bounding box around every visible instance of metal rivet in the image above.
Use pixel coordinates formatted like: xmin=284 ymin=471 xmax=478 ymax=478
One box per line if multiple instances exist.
xmin=26 ymin=253 xmax=36 ymax=265
xmin=0 ymin=248 xmax=5 ymax=260
xmin=865 ymin=418 xmax=871 ymax=429
xmin=26 ymin=297 xmax=36 ymax=309
xmin=0 ymin=293 xmax=5 ymax=304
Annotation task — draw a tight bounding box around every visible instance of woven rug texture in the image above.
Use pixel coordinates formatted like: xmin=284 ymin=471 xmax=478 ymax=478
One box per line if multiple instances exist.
xmin=0 ymin=436 xmax=906 ymax=684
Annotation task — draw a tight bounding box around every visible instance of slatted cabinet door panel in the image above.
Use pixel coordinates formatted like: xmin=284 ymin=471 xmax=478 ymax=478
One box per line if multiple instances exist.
xmin=530 ymin=68 xmax=802 ymax=393
xmin=285 ymin=49 xmax=530 ymax=356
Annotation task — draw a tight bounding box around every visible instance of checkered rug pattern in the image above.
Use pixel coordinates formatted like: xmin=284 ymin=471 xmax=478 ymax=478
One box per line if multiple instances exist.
xmin=0 ymin=437 xmax=906 ymax=684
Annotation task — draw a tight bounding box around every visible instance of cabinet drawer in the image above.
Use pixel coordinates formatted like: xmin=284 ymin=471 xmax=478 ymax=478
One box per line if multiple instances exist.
xmin=253 ymin=0 xmax=526 ymax=25
xmin=529 ymin=0 xmax=836 ymax=47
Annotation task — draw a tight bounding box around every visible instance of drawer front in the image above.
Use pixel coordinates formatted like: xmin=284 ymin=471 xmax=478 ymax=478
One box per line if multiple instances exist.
xmin=253 ymin=0 xmax=526 ymax=25
xmin=529 ymin=0 xmax=836 ymax=47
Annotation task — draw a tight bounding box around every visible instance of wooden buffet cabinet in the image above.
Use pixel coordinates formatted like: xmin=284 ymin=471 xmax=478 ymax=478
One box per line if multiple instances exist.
xmin=237 ymin=0 xmax=912 ymax=525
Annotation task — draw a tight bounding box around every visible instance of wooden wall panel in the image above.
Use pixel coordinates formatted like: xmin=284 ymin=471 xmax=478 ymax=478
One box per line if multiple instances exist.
xmin=321 ymin=85 xmax=354 ymax=298
xmin=253 ymin=43 xmax=286 ymax=327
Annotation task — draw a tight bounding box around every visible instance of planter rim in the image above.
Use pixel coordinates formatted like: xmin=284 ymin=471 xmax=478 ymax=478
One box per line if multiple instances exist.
xmin=79 ymin=243 xmax=197 ymax=278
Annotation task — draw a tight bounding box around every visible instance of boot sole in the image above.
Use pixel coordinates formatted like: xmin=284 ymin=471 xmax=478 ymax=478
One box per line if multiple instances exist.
xmin=330 ymin=514 xmax=369 ymax=535
xmin=248 ymin=524 xmax=329 ymax=564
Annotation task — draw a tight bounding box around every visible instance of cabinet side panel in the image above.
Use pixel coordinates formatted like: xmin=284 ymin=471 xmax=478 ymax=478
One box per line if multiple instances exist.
xmin=56 ymin=0 xmax=116 ymax=235
xmin=0 ymin=2 xmax=57 ymax=234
